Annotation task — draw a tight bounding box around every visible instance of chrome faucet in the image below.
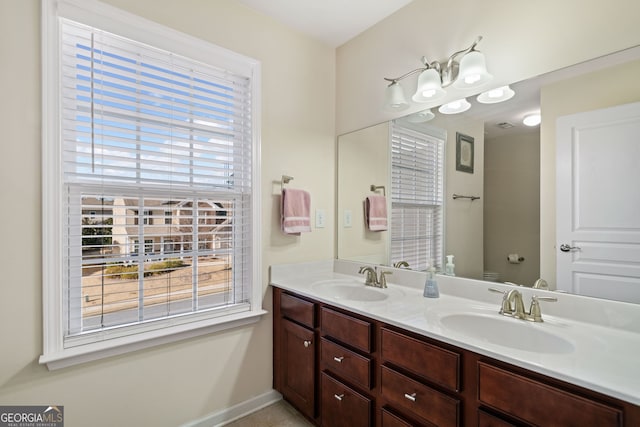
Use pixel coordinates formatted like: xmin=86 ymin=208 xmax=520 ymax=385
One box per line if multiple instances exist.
xmin=358 ymin=266 xmax=392 ymax=288
xmin=505 ymin=289 xmax=527 ymax=319
xmin=393 ymin=260 xmax=410 ymax=268
xmin=359 ymin=266 xmax=378 ymax=286
xmin=533 ymin=278 xmax=549 ymax=290
xmin=489 ymin=288 xmax=557 ymax=322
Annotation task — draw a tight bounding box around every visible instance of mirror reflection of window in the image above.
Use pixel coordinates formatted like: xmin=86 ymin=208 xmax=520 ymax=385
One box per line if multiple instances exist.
xmin=390 ymin=121 xmax=445 ymax=271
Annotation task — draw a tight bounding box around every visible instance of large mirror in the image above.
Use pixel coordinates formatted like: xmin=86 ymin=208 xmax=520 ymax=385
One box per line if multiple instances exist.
xmin=337 ymin=46 xmax=640 ymax=301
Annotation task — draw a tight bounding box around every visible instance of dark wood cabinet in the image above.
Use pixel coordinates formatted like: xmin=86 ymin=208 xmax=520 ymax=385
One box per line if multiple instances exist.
xmin=321 ymin=372 xmax=372 ymax=427
xmin=273 ymin=287 xmax=640 ymax=427
xmin=280 ymin=318 xmax=315 ymax=418
xmin=478 ymin=362 xmax=623 ymax=426
xmin=380 ymin=365 xmax=460 ymax=427
xmin=273 ymin=289 xmax=317 ymax=421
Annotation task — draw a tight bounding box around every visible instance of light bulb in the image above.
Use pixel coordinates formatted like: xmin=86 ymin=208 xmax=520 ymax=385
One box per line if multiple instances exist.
xmin=523 ymin=113 xmax=541 ymax=126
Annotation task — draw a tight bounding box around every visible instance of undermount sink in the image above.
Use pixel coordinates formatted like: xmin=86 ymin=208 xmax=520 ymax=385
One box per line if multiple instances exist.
xmin=311 ymin=279 xmax=404 ymax=302
xmin=439 ymin=313 xmax=575 ymax=354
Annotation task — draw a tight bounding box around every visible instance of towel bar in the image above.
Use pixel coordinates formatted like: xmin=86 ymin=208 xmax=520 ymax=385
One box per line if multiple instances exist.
xmin=370 ymin=184 xmax=386 ymax=196
xmin=452 ymin=193 xmax=480 ymax=201
xmin=281 ymin=175 xmax=293 ymax=193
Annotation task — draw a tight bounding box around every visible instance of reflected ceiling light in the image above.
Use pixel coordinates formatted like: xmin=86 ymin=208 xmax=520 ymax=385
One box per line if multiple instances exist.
xmin=406 ymin=109 xmax=435 ymax=123
xmin=383 ymin=36 xmax=492 ymax=110
xmin=383 ymin=81 xmax=410 ymax=111
xmin=523 ymin=113 xmax=541 ymax=126
xmin=438 ymin=98 xmax=471 ymax=115
xmin=477 ymin=85 xmax=515 ymax=104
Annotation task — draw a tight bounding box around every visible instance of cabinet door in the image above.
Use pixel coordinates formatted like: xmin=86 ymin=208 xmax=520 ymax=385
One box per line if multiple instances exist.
xmin=281 ymin=318 xmax=316 ymax=419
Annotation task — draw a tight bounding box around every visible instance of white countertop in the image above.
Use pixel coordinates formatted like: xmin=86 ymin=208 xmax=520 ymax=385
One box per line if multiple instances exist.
xmin=270 ymin=259 xmax=640 ymax=406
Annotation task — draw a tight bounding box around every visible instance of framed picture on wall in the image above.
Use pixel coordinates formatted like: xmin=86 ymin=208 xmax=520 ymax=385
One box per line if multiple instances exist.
xmin=456 ymin=132 xmax=474 ymax=173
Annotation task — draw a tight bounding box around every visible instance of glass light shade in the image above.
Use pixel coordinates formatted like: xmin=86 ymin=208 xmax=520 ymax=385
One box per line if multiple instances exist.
xmin=453 ymin=50 xmax=492 ymax=89
xmin=477 ymin=85 xmax=515 ymax=104
xmin=406 ymin=109 xmax=435 ymax=123
xmin=412 ymin=68 xmax=446 ymax=102
xmin=384 ymin=82 xmax=410 ymax=111
xmin=523 ymin=113 xmax=541 ymax=126
xmin=438 ymin=98 xmax=471 ymax=115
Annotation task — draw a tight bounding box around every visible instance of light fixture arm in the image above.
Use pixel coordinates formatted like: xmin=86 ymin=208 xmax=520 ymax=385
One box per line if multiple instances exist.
xmin=383 ymin=36 xmax=484 ymax=87
xmin=383 ymin=67 xmax=428 ymax=85
xmin=442 ymin=35 xmax=482 ymax=71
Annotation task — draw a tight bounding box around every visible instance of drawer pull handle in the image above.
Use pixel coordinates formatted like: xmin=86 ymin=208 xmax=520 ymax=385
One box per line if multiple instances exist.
xmin=333 ymin=356 xmax=344 ymax=363
xmin=334 ymin=393 xmax=344 ymax=401
xmin=404 ymin=393 xmax=417 ymax=402
xmin=303 ymin=340 xmax=312 ymax=348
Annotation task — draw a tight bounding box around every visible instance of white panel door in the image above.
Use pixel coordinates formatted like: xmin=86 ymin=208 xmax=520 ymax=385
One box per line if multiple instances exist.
xmin=556 ymin=101 xmax=640 ymax=303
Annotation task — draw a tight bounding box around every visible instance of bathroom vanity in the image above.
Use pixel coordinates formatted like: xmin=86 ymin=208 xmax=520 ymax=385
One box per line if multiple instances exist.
xmin=271 ymin=260 xmax=640 ymax=427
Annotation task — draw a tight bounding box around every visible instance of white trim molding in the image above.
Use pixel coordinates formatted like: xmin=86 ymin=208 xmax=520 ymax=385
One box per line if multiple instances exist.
xmin=41 ymin=0 xmax=263 ymax=370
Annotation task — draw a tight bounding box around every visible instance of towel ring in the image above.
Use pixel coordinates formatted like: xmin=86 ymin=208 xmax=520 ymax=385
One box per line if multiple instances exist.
xmin=370 ymin=184 xmax=386 ymax=196
xmin=281 ymin=175 xmax=293 ymax=193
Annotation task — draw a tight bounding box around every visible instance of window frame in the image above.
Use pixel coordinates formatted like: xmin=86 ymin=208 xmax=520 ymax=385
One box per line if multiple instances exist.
xmin=41 ymin=0 xmax=264 ymax=370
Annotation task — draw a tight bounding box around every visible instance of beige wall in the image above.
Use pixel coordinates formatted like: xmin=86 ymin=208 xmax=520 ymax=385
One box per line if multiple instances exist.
xmin=540 ymin=59 xmax=640 ymax=288
xmin=0 ymin=1 xmax=335 ymax=426
xmin=336 ymin=0 xmax=640 ymax=135
xmin=337 ymin=122 xmax=390 ymax=264
xmin=484 ymin=130 xmax=540 ymax=285
xmin=442 ymin=119 xmax=485 ymax=279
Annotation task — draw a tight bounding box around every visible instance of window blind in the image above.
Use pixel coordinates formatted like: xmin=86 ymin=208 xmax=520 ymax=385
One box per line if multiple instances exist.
xmin=390 ymin=123 xmax=444 ymax=271
xmin=60 ymin=20 xmax=253 ymax=344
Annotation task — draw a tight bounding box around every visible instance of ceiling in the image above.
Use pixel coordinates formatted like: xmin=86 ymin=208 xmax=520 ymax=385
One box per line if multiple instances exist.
xmin=236 ymin=0 xmax=413 ymax=47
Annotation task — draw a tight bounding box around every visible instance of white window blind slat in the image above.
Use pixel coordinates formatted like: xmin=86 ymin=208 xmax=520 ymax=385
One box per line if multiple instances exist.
xmin=390 ymin=122 xmax=444 ymax=271
xmin=59 ymin=19 xmax=254 ymax=345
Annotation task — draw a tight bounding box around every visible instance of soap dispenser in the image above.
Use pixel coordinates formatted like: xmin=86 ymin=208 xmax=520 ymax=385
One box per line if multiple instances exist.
xmin=423 ymin=265 xmax=439 ymax=298
xmin=445 ymin=255 xmax=456 ymax=276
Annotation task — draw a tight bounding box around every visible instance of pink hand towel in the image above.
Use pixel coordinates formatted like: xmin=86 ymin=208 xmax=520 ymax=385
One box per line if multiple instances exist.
xmin=281 ymin=188 xmax=312 ymax=235
xmin=365 ymin=195 xmax=388 ymax=231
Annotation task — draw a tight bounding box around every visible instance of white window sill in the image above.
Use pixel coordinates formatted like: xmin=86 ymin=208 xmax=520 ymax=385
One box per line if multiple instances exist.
xmin=39 ymin=309 xmax=268 ymax=370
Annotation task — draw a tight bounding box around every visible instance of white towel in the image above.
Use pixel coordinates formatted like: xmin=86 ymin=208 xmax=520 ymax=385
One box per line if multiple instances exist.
xmin=281 ymin=188 xmax=311 ymax=235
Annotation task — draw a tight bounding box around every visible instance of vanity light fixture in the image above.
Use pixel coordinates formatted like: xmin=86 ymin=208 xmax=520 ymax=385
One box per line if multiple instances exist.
xmin=477 ymin=85 xmax=515 ymax=104
xmin=383 ymin=36 xmax=492 ymax=111
xmin=438 ymin=98 xmax=471 ymax=115
xmin=523 ymin=113 xmax=541 ymax=126
xmin=406 ymin=109 xmax=435 ymax=123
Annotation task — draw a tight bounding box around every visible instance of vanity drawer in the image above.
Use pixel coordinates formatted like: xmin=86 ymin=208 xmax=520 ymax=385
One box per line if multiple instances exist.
xmin=321 ymin=372 xmax=372 ymax=427
xmin=280 ymin=292 xmax=315 ymax=328
xmin=381 ymin=408 xmax=418 ymax=427
xmin=381 ymin=365 xmax=460 ymax=427
xmin=381 ymin=328 xmax=460 ymax=391
xmin=478 ymin=362 xmax=623 ymax=426
xmin=321 ymin=337 xmax=372 ymax=389
xmin=477 ymin=410 xmax=518 ymax=427
xmin=321 ymin=307 xmax=372 ymax=353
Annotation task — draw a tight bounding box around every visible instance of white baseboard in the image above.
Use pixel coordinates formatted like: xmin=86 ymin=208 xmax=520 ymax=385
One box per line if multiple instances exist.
xmin=181 ymin=389 xmax=283 ymax=427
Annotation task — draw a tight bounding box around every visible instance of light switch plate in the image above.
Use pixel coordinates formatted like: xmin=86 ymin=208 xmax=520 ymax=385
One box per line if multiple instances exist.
xmin=344 ymin=210 xmax=352 ymax=228
xmin=315 ymin=209 xmax=326 ymax=228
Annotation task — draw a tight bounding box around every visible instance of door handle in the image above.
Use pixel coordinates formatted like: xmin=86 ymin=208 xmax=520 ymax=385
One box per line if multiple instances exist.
xmin=560 ymin=244 xmax=581 ymax=252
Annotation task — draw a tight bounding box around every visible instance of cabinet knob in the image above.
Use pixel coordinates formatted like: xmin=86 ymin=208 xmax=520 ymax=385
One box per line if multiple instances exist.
xmin=334 ymin=393 xmax=344 ymax=401
xmin=303 ymin=340 xmax=312 ymax=348
xmin=333 ymin=356 xmax=344 ymax=363
xmin=404 ymin=392 xmax=417 ymax=402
